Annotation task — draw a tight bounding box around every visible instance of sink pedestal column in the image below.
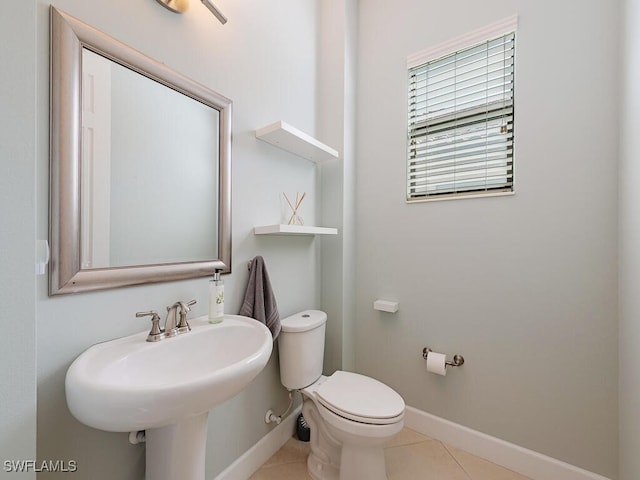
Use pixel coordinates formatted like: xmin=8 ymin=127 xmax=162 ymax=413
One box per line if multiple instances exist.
xmin=145 ymin=412 xmax=209 ymax=480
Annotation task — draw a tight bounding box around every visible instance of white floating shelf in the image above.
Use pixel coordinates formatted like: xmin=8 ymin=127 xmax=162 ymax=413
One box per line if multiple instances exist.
xmin=254 ymin=224 xmax=338 ymax=236
xmin=255 ymin=121 xmax=339 ymax=164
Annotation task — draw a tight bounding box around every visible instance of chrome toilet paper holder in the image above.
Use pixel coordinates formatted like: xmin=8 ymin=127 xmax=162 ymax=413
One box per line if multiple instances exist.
xmin=422 ymin=347 xmax=465 ymax=367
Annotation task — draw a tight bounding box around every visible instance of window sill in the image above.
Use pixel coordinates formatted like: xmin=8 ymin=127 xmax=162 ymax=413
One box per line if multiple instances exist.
xmin=406 ymin=190 xmax=515 ymax=204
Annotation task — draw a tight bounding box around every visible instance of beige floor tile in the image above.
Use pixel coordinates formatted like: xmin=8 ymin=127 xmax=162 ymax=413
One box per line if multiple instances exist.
xmin=251 ymin=427 xmax=529 ymax=480
xmin=249 ymin=461 xmax=312 ymax=480
xmin=385 ymin=439 xmax=472 ymax=480
xmin=261 ymin=436 xmax=310 ymax=467
xmin=385 ymin=427 xmax=433 ymax=448
xmin=446 ymin=446 xmax=532 ymax=480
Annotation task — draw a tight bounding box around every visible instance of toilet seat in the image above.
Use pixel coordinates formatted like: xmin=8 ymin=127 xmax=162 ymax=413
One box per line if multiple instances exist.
xmin=315 ymin=371 xmax=404 ymax=425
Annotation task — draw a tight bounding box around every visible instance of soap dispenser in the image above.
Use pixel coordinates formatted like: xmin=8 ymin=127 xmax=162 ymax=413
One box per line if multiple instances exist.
xmin=208 ymin=270 xmax=224 ymax=323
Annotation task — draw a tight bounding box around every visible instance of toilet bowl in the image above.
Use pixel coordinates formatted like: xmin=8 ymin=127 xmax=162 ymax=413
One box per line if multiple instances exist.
xmin=278 ymin=311 xmax=405 ymax=480
xmin=301 ymin=372 xmax=404 ymax=480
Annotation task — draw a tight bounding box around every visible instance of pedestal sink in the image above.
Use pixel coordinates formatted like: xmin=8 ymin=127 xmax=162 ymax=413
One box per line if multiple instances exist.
xmin=65 ymin=315 xmax=273 ymax=480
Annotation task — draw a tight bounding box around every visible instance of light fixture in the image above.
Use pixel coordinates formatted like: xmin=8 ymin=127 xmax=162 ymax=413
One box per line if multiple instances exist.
xmin=154 ymin=0 xmax=189 ymax=14
xmin=154 ymin=0 xmax=228 ymax=24
xmin=201 ymin=0 xmax=228 ymax=24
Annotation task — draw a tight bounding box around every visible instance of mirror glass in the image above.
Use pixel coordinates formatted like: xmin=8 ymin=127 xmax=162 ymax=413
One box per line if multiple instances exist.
xmin=80 ymin=49 xmax=219 ymax=269
xmin=50 ymin=7 xmax=232 ymax=295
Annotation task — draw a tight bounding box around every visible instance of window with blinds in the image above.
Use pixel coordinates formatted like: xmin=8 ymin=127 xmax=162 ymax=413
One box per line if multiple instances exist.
xmin=407 ymin=29 xmax=515 ymax=201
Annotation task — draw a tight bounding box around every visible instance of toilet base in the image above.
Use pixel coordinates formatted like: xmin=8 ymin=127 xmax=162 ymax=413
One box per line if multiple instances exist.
xmin=339 ymin=444 xmax=387 ymax=480
xmin=303 ymin=400 xmax=340 ymax=480
xmin=301 ymin=394 xmax=401 ymax=480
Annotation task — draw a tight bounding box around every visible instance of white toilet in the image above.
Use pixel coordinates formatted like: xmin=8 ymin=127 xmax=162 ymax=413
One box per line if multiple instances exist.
xmin=278 ymin=310 xmax=405 ymax=480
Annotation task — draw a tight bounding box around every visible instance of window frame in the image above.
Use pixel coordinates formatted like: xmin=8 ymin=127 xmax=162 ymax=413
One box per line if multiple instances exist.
xmin=406 ymin=16 xmax=518 ymax=203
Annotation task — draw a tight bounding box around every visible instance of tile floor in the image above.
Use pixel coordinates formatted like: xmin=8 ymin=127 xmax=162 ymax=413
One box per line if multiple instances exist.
xmin=249 ymin=427 xmax=532 ymax=480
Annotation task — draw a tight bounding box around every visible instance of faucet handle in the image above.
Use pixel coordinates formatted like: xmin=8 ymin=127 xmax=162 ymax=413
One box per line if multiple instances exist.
xmin=176 ymin=299 xmax=197 ymax=333
xmin=179 ymin=299 xmax=197 ymax=313
xmin=136 ymin=310 xmax=165 ymax=342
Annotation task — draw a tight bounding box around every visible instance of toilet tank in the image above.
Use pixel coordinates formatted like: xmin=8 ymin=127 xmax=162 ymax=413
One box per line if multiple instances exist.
xmin=278 ymin=310 xmax=327 ymax=390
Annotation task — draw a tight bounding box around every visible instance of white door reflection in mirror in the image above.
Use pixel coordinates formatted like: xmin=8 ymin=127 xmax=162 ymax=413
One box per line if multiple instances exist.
xmin=82 ymin=49 xmax=112 ymax=268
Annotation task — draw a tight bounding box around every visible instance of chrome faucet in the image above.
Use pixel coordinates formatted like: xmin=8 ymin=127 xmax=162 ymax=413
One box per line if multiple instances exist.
xmin=137 ymin=299 xmax=197 ymax=342
xmin=164 ymin=303 xmax=180 ymax=337
xmin=165 ymin=299 xmax=197 ymax=336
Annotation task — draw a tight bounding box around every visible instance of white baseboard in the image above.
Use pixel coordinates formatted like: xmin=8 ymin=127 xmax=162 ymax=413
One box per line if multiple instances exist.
xmin=213 ymin=405 xmax=302 ymax=480
xmin=404 ymin=406 xmax=611 ymax=480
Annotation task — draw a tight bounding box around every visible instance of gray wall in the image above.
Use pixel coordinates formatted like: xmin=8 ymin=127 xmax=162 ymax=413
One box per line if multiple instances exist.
xmin=1 ymin=1 xmax=635 ymax=480
xmin=0 ymin=1 xmax=37 ymax=479
xmin=619 ymin=0 xmax=640 ymax=478
xmin=34 ymin=0 xmax=323 ymax=478
xmin=354 ymin=1 xmax=619 ymax=478
xmin=318 ymin=0 xmax=358 ymax=375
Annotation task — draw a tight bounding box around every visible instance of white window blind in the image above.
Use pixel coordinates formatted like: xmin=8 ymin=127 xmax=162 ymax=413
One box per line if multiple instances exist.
xmin=407 ymin=30 xmax=515 ymax=200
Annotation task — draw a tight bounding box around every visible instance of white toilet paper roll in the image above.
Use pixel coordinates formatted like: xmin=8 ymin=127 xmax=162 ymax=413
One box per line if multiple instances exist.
xmin=426 ymin=352 xmax=447 ymax=376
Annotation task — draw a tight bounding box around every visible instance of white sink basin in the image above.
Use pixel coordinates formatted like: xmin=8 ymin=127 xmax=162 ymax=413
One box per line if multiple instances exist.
xmin=66 ymin=315 xmax=273 ymax=432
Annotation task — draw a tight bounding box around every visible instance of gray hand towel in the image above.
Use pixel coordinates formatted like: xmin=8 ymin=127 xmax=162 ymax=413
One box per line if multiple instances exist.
xmin=239 ymin=256 xmax=281 ymax=340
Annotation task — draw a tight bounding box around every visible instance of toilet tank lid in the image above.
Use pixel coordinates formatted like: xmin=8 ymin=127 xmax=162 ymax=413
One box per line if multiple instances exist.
xmin=280 ymin=310 xmax=327 ymax=333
